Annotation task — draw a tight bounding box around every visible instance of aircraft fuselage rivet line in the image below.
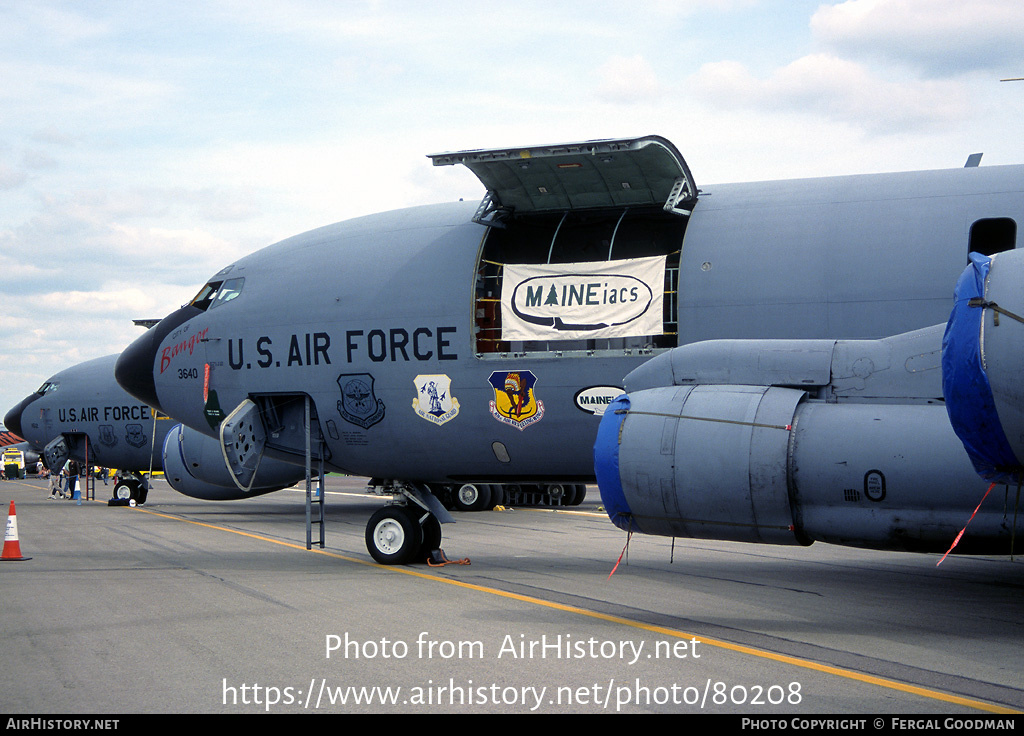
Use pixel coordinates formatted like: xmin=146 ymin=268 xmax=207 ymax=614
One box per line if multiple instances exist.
xmin=129 ymin=504 xmax=1017 ymax=714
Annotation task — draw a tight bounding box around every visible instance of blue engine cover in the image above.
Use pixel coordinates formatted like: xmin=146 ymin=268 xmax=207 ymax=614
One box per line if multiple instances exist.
xmin=593 ymin=394 xmax=632 ymax=531
xmin=941 ymin=253 xmax=1021 ymax=483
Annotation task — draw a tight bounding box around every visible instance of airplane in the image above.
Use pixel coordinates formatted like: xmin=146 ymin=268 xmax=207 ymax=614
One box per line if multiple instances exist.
xmin=4 ymin=354 xmax=307 ymax=503
xmin=1 ymin=424 xmax=25 ymax=449
xmin=111 ymin=134 xmax=1024 ymax=564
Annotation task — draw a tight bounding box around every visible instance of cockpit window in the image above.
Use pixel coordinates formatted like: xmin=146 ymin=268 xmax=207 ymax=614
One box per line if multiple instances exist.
xmin=35 ymin=381 xmax=59 ymax=395
xmin=188 ymin=277 xmax=245 ymax=312
xmin=209 ymin=277 xmax=244 ymax=309
xmin=189 ymin=281 xmax=223 ymax=311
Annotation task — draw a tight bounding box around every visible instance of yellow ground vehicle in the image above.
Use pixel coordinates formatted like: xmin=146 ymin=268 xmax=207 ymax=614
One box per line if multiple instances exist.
xmin=3 ymin=447 xmax=26 ymax=479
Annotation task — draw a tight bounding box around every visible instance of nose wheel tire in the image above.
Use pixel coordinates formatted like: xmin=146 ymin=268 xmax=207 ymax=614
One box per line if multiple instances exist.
xmin=366 ymin=506 xmax=422 ymax=565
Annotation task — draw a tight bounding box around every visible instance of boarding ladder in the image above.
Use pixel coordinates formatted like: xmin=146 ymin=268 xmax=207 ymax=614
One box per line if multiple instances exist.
xmin=303 ymin=395 xmax=325 ymax=549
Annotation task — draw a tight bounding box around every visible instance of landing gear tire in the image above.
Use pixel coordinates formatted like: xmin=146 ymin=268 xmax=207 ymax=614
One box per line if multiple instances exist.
xmin=488 ymin=484 xmax=507 ymax=506
xmin=418 ymin=513 xmax=442 ymax=561
xmin=113 ymin=480 xmax=138 ymax=502
xmin=568 ymin=484 xmax=587 ymax=505
xmin=366 ymin=506 xmax=422 ymax=565
xmin=453 ymin=483 xmax=491 ymax=512
xmin=547 ymin=484 xmax=567 ymax=505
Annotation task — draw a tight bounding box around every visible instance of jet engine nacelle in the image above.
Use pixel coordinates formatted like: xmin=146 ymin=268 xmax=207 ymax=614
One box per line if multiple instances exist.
xmin=596 ymin=325 xmax=1016 ymax=554
xmin=163 ymin=423 xmax=305 ymax=500
xmin=943 ymin=249 xmax=1024 ymax=484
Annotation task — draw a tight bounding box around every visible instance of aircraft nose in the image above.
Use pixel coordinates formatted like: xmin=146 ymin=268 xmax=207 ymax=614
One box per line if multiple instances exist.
xmin=115 ymin=304 xmax=203 ymax=413
xmin=4 ymin=394 xmax=38 ymax=439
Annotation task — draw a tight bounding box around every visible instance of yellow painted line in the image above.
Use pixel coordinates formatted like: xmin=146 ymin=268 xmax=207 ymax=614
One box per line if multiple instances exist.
xmin=3 ymin=479 xmax=51 ymax=489
xmin=513 ymin=506 xmax=607 ymax=519
xmin=126 ymin=504 xmax=1019 ymax=714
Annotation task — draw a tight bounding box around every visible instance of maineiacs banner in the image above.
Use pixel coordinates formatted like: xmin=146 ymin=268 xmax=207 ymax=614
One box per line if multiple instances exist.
xmin=500 ymin=256 xmax=666 ymax=342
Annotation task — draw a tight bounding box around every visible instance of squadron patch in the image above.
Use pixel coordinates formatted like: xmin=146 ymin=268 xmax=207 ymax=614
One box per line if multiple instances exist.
xmin=337 ymin=373 xmax=385 ymax=429
xmin=487 ymin=370 xmax=544 ymax=431
xmin=412 ymin=374 xmax=460 ymax=426
xmin=125 ymin=423 xmax=147 ymax=449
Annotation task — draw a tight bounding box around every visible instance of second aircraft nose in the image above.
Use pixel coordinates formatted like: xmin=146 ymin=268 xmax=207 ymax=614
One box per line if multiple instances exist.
xmin=4 ymin=393 xmax=39 ymax=440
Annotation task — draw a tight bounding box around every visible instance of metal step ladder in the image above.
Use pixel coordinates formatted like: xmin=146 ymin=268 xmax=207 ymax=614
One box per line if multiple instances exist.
xmin=304 ymin=395 xmax=325 ymax=549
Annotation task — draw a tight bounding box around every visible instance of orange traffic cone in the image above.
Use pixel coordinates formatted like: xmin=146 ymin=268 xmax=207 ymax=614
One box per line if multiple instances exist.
xmin=2 ymin=501 xmax=31 ymax=561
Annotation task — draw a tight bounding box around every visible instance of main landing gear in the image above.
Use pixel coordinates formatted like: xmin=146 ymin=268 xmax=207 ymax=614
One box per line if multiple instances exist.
xmin=447 ymin=482 xmax=587 ymax=510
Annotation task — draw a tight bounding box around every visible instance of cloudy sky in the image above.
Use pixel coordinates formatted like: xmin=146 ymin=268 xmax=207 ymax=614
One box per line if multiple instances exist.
xmin=2 ymin=0 xmax=1024 ymax=421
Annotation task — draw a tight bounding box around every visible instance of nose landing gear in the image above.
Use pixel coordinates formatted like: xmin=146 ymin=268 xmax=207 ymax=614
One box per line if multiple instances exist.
xmin=364 ymin=481 xmax=452 ymax=565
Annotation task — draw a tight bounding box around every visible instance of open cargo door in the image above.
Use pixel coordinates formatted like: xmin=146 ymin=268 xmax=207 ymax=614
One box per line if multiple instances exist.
xmin=432 ymin=136 xmax=697 ymax=356
xmin=429 ymin=135 xmax=697 ymax=224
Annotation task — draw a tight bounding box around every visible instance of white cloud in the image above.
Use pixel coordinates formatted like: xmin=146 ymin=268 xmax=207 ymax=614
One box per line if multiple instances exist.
xmin=688 ymin=53 xmax=970 ymax=134
xmin=0 ymin=61 xmax=177 ymax=125
xmin=811 ymin=0 xmax=1024 ymax=76
xmin=595 ymin=55 xmax=662 ymax=104
xmin=21 ymin=149 xmax=57 ymax=171
xmin=0 ymin=161 xmax=27 ymax=189
xmin=0 ymin=3 xmax=110 ymax=48
xmin=0 ymin=191 xmax=251 ymax=302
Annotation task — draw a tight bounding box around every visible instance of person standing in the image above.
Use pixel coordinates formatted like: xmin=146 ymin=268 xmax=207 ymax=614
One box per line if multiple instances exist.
xmin=65 ymin=460 xmax=80 ymax=501
xmin=47 ymin=465 xmax=63 ymax=499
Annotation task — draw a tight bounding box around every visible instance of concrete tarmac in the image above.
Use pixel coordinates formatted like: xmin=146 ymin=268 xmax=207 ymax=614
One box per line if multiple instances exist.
xmin=0 ymin=475 xmax=1021 ymax=715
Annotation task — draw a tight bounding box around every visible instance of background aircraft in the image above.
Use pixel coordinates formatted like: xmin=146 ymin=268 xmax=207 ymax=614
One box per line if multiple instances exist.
xmin=5 ymin=354 xmax=306 ymax=502
xmin=0 ymin=423 xmax=24 ymax=449
xmin=113 ymin=135 xmax=1024 ymax=563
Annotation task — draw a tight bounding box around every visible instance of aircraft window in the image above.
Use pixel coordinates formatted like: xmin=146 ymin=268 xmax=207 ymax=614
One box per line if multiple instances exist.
xmin=210 ymin=278 xmax=244 ymax=309
xmin=969 ymin=218 xmax=1016 ymax=258
xmin=474 ymin=206 xmax=686 ymax=358
xmin=35 ymin=381 xmax=59 ymax=395
xmin=189 ymin=281 xmax=223 ymax=311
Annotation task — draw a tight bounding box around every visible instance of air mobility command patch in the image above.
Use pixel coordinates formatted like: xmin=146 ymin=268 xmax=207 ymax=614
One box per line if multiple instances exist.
xmin=337 ymin=373 xmax=385 ymax=429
